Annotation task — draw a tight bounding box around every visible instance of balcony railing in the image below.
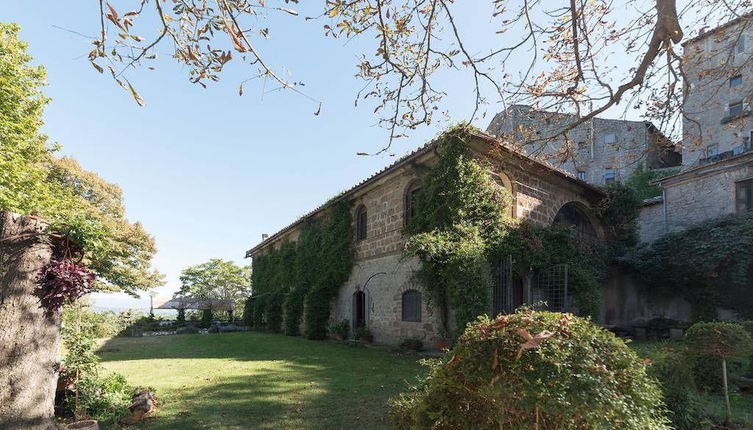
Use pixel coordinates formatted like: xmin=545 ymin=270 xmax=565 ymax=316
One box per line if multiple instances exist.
xmin=698 ymin=144 xmax=751 ymax=165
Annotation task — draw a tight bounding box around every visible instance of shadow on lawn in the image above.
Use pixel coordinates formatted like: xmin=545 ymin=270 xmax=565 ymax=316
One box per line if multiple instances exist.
xmin=96 ymin=332 xmax=422 ymax=430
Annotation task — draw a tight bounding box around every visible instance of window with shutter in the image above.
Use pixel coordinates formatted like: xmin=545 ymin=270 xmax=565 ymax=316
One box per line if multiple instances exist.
xmin=401 ymin=290 xmax=421 ymax=322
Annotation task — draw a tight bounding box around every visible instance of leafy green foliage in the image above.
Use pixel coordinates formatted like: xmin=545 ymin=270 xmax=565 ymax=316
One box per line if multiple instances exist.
xmin=330 ymin=319 xmax=350 ymax=340
xmin=597 ymin=182 xmax=641 ymax=252
xmin=390 ymin=310 xmax=670 ymax=430
xmin=0 ymin=24 xmax=161 ymax=294
xmin=641 ymin=344 xmax=712 ymax=430
xmin=624 ymin=164 xmax=680 ymax=201
xmin=199 ymin=309 xmax=213 ymax=328
xmin=686 ymin=322 xmax=753 ymax=361
xmin=624 ymin=213 xmax=753 ymax=320
xmin=406 ymin=125 xmax=607 ymax=333
xmin=493 ymin=223 xmax=606 ymax=317
xmin=61 ymin=303 xmax=140 ymax=424
xmin=178 ymin=258 xmax=252 ymax=316
xmin=405 ymin=126 xmax=507 ymax=335
xmin=251 ymin=200 xmax=354 ymax=340
xmin=686 ymin=322 xmax=753 ymax=424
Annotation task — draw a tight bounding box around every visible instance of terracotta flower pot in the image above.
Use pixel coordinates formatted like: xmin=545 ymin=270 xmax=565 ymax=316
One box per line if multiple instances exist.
xmin=434 ymin=338 xmax=451 ymax=351
xmin=67 ymin=420 xmax=99 ymax=430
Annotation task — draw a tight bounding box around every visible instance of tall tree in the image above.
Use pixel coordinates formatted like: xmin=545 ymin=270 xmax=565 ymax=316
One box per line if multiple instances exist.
xmin=178 ymin=259 xmax=252 ymax=314
xmin=0 ymin=23 xmax=162 ymax=294
xmin=0 ymin=23 xmax=161 ymax=428
xmin=84 ymin=1 xmax=745 ymax=151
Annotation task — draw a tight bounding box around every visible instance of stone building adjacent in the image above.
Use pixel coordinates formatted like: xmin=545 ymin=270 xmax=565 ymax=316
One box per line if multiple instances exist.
xmin=246 ymin=131 xmax=605 ymax=345
xmin=639 ymin=14 xmax=753 ymax=243
xmin=486 ymin=105 xmax=680 ymax=185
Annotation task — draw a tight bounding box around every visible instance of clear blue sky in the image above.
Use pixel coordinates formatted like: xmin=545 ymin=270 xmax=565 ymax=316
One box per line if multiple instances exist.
xmin=4 ymin=1 xmax=648 ymax=312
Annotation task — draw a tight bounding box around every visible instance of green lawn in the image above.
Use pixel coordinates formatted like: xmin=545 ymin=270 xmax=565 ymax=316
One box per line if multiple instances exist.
xmin=98 ymin=332 xmax=424 ymax=430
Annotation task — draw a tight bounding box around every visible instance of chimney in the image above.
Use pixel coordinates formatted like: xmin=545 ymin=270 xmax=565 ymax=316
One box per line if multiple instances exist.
xmin=262 ymin=233 xmax=269 ymax=241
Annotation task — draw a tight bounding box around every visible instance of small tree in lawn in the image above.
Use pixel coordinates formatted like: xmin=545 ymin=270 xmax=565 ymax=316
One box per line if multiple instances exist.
xmin=686 ymin=322 xmax=753 ymax=426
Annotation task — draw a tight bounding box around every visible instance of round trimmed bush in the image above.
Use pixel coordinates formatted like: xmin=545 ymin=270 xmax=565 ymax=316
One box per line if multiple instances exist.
xmin=390 ymin=310 xmax=670 ymax=430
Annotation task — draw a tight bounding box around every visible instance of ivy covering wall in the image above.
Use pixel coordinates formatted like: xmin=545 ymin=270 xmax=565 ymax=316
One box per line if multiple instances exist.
xmin=249 ymin=124 xmax=632 ymax=341
xmin=405 ymin=125 xmax=609 ymax=337
xmin=623 ymin=213 xmax=753 ymax=321
xmin=249 ymin=200 xmax=354 ymax=339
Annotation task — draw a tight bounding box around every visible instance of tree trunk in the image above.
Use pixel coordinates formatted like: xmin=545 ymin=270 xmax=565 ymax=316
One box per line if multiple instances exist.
xmin=0 ymin=211 xmax=60 ymax=430
xmin=722 ymin=358 xmax=732 ymax=426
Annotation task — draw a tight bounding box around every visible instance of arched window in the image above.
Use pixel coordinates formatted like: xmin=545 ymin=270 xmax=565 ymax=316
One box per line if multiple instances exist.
xmin=553 ymin=202 xmax=597 ymax=241
xmin=356 ymin=205 xmax=368 ymax=241
xmin=404 ymin=180 xmax=423 ymax=224
xmin=401 ymin=290 xmax=422 ymax=322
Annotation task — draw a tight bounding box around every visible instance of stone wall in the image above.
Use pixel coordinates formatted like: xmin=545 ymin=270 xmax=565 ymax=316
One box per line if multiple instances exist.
xmin=249 ymin=137 xmax=606 ymax=346
xmin=599 ymin=269 xmax=692 ymax=328
xmin=486 ymin=105 xmax=675 ymax=185
xmin=333 ymin=254 xmax=440 ymax=345
xmin=663 ymin=155 xmax=753 ymax=234
xmin=682 ymin=18 xmax=753 ymax=165
xmin=638 ymin=198 xmax=665 ymax=244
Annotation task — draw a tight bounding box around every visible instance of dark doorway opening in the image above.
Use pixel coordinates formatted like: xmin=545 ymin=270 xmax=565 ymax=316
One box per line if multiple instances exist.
xmin=353 ymin=291 xmax=366 ymax=328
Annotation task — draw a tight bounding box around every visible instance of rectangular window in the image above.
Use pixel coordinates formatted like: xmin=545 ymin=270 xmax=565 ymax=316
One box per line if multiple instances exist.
xmin=730 ymin=75 xmax=743 ymax=87
xmin=729 ymin=101 xmax=744 ymax=117
xmin=603 ymin=133 xmax=617 ymax=144
xmin=706 ymin=143 xmax=719 ymax=158
xmin=735 ymin=37 xmax=746 ymax=55
xmin=604 ymin=168 xmax=616 ymax=184
xmin=577 ymin=170 xmax=587 ymax=181
xmin=736 ymin=178 xmax=753 ymax=213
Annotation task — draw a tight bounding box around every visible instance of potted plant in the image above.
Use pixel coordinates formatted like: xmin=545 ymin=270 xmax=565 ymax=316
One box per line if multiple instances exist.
xmin=354 ymin=326 xmax=373 ymax=343
xmin=66 ymin=420 xmax=99 ymax=430
xmin=434 ymin=327 xmax=451 ymax=351
xmin=330 ymin=319 xmax=350 ymax=340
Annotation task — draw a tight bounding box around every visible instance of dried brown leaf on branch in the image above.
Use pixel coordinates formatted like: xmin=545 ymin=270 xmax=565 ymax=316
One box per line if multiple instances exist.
xmin=84 ymin=1 xmax=750 ymax=152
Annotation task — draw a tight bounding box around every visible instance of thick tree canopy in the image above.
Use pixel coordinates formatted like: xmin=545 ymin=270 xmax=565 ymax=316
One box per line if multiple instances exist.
xmin=178 ymin=258 xmax=252 ymax=306
xmin=0 ymin=23 xmax=162 ymax=294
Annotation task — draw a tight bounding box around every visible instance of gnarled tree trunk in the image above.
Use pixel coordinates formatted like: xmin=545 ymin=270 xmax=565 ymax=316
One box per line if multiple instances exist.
xmin=0 ymin=211 xmax=60 ymax=430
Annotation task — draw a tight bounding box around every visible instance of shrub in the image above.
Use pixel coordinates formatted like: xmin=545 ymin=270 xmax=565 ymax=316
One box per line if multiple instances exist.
xmin=330 ymin=319 xmax=350 ymax=340
xmin=685 ymin=321 xmax=753 ymax=424
xmin=390 ymin=310 xmax=670 ymax=430
xmin=65 ymin=372 xmax=134 ymax=426
xmin=61 ymin=303 xmax=143 ymax=425
xmin=354 ymin=326 xmax=373 ymax=342
xmin=644 ymin=344 xmax=711 ymax=430
xmin=399 ymin=338 xmax=424 ymax=351
xmin=176 ymin=308 xmax=186 ymax=326
xmin=199 ymin=309 xmax=213 ymax=328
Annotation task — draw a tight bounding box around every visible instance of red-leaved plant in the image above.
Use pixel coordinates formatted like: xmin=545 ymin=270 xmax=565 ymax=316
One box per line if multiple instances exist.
xmin=37 ymin=259 xmax=95 ymax=312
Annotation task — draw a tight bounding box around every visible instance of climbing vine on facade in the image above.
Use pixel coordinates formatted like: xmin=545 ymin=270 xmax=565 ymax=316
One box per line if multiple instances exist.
xmin=249 ymin=199 xmax=354 ymax=340
xmin=405 ymin=124 xmax=607 ymax=336
xmin=624 ymin=213 xmax=753 ymax=320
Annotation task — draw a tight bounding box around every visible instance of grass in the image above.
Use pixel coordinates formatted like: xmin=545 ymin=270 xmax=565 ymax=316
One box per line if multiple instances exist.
xmin=98 ymin=332 xmax=424 ymax=430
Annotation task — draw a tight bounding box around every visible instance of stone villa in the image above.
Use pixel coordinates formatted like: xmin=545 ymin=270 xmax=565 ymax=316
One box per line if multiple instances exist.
xmin=246 ymin=130 xmax=605 ymax=345
xmin=486 ymin=105 xmax=681 ymax=185
xmin=247 ymin=14 xmax=753 ymax=344
xmin=640 ymin=13 xmax=753 ymax=243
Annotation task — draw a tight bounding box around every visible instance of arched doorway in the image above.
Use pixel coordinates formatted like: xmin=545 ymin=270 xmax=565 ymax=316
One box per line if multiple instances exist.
xmin=352 ymin=291 xmax=366 ymax=329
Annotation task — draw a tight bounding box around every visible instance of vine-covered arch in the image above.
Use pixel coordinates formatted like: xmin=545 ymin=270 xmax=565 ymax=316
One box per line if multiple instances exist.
xmin=552 ymin=201 xmax=602 ymax=240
